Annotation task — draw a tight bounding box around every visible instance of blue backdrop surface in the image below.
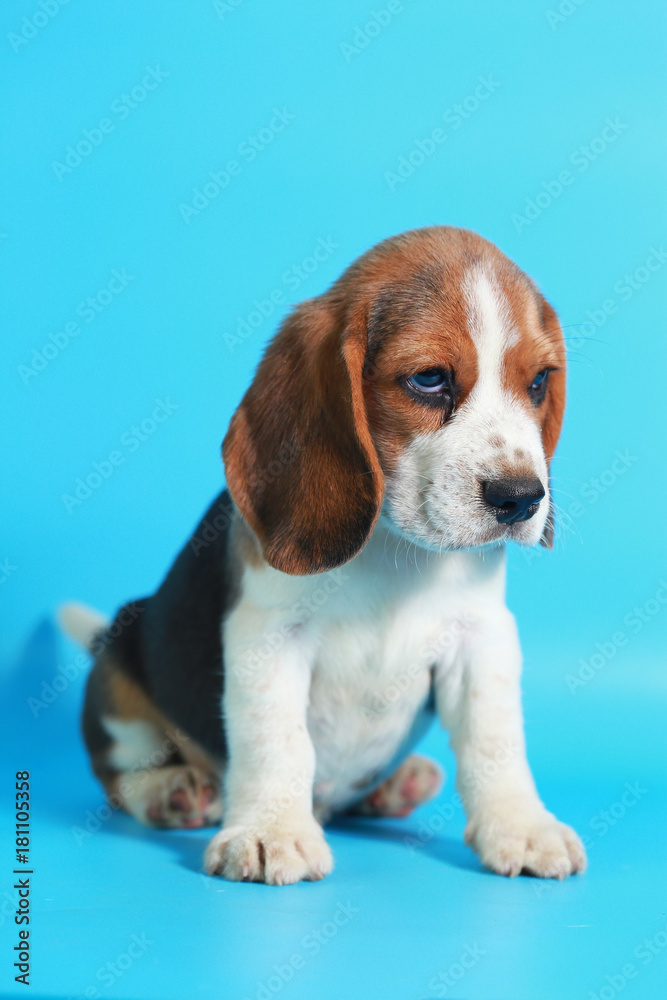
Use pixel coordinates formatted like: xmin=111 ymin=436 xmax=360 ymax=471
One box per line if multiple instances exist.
xmin=1 ymin=1 xmax=666 ymax=998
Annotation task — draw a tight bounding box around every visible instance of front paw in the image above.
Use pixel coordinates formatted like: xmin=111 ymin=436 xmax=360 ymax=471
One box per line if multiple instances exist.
xmin=465 ymin=802 xmax=587 ymax=879
xmin=204 ymin=818 xmax=333 ymax=885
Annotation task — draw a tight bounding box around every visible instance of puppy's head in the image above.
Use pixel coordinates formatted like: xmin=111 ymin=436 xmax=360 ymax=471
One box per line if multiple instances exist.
xmin=223 ymin=227 xmax=565 ymax=574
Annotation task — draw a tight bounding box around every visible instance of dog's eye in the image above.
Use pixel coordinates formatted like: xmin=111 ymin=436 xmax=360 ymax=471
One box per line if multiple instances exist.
xmin=530 ymin=369 xmax=549 ymax=391
xmin=401 ymin=367 xmax=457 ymax=413
xmin=528 ymin=369 xmax=555 ymax=406
xmin=407 ymin=368 xmax=449 ymax=394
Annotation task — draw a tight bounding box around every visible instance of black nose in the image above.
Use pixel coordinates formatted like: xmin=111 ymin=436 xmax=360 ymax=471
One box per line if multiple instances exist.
xmin=482 ymin=477 xmax=545 ymax=524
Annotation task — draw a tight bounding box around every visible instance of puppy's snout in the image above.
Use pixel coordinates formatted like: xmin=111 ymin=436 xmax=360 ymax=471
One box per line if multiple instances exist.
xmin=482 ymin=477 xmax=545 ymax=524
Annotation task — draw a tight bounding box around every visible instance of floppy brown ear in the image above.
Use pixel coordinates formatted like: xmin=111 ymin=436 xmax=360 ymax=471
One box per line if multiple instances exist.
xmin=538 ymin=295 xmax=566 ymax=550
xmin=222 ymin=298 xmax=384 ymax=575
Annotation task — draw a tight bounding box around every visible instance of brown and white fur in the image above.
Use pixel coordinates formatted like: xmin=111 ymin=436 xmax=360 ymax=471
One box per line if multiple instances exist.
xmin=61 ymin=226 xmax=586 ymax=885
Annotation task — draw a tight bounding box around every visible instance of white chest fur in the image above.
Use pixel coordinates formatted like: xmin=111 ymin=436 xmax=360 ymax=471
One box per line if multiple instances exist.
xmin=224 ymin=522 xmax=508 ymax=814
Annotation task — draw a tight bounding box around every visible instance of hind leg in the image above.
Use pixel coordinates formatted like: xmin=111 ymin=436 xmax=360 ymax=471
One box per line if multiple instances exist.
xmin=84 ymin=653 xmax=223 ymax=829
xmin=108 ymin=763 xmax=223 ymax=828
xmin=353 ymin=755 xmax=444 ymax=818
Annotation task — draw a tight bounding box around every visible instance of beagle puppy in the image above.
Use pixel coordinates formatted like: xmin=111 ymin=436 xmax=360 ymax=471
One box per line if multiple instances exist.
xmin=61 ymin=226 xmax=586 ymax=885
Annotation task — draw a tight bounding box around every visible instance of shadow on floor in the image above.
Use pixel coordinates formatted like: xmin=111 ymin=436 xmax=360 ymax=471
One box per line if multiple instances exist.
xmin=328 ymin=813 xmax=485 ymax=874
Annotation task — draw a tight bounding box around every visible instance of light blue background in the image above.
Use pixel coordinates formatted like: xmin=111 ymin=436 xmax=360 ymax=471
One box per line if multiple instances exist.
xmin=1 ymin=1 xmax=666 ymax=998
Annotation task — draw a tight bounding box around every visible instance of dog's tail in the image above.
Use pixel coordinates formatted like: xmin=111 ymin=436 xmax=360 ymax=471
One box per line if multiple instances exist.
xmin=58 ymin=602 xmax=109 ymax=652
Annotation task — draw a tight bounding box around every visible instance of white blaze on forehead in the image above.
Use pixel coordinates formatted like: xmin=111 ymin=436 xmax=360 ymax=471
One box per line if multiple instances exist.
xmin=381 ymin=263 xmax=550 ymax=552
xmin=463 ymin=268 xmax=519 ymax=390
